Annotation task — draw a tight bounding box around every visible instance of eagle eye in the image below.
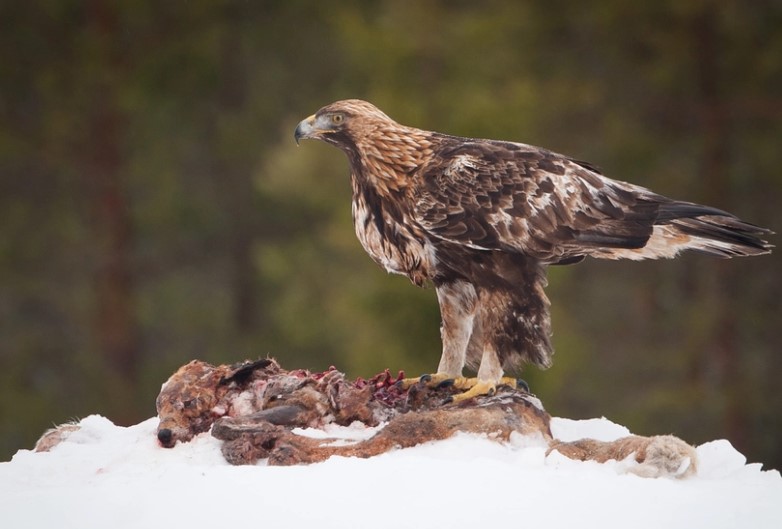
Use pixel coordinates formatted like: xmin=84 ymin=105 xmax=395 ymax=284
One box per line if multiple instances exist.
xmin=331 ymin=113 xmax=345 ymax=125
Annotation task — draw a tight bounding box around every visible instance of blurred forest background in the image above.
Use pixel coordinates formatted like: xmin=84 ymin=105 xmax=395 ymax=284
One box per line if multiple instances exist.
xmin=1 ymin=0 xmax=780 ymax=467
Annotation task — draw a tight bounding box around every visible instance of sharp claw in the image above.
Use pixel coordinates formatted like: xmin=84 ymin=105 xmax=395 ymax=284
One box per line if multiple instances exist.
xmin=516 ymin=378 xmax=530 ymax=392
xmin=436 ymin=378 xmax=455 ymax=389
xmin=443 ymin=396 xmax=454 ymax=404
xmin=419 ymin=374 xmax=432 ymax=384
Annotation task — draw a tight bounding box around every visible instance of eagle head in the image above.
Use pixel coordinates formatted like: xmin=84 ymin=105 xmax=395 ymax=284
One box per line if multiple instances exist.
xmin=295 ymin=100 xmax=433 ymax=192
xmin=294 ymin=99 xmax=394 ymax=149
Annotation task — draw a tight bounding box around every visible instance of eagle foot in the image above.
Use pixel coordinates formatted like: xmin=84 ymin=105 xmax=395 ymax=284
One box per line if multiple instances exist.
xmin=444 ymin=377 xmax=521 ymax=404
xmin=445 ymin=380 xmax=496 ymax=403
xmin=396 ymin=372 xmax=455 ymax=390
xmin=398 ymin=374 xmax=522 ymax=402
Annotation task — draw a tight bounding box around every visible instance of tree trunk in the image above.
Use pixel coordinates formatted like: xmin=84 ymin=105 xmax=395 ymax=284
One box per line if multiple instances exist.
xmin=215 ymin=11 xmax=258 ymax=334
xmin=84 ymin=0 xmax=139 ymax=388
xmin=692 ymin=8 xmax=748 ymax=452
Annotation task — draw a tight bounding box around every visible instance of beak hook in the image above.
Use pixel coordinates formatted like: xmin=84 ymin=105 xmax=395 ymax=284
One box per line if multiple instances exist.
xmin=294 ymin=114 xmax=316 ymax=145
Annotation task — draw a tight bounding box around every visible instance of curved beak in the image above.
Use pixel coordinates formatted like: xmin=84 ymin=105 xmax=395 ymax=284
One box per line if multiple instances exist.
xmin=294 ymin=114 xmax=316 ymax=145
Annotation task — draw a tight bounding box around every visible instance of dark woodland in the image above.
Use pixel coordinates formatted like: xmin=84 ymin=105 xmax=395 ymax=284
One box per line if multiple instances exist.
xmin=1 ymin=0 xmax=780 ymax=468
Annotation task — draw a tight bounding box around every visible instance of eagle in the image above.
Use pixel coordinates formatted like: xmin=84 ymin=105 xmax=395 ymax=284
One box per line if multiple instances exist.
xmin=294 ymin=99 xmax=772 ymax=402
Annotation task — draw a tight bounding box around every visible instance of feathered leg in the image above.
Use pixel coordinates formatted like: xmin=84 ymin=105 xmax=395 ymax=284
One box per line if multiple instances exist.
xmin=444 ymin=258 xmax=552 ymax=402
xmin=435 ymin=281 xmax=477 ymax=376
xmin=400 ymin=282 xmax=518 ymax=401
xmin=399 ymin=280 xmax=476 ymax=389
xmin=445 ymin=292 xmax=519 ymax=403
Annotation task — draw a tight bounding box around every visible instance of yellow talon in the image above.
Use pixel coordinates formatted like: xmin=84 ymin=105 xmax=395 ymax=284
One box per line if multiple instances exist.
xmin=398 ymin=374 xmax=518 ymax=400
xmin=448 ymin=380 xmax=498 ymax=403
xmin=449 ymin=376 xmax=518 ymax=392
xmin=397 ymin=372 xmax=454 ymax=390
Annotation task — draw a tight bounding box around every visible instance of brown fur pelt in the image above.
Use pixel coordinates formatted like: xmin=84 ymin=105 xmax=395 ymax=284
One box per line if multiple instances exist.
xmin=155 ymin=358 xmax=394 ymax=448
xmin=33 ymin=357 xmax=697 ymax=478
xmin=154 ymin=357 xmax=548 ymax=449
xmin=548 ymin=435 xmax=698 ymax=478
xmin=34 ymin=423 xmax=81 ymax=453
xmin=150 ymin=357 xmax=697 ymax=477
xmin=213 ymin=392 xmax=550 ymax=466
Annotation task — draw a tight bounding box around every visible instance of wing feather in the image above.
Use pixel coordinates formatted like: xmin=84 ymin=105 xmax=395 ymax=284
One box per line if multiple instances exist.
xmin=414 ymin=139 xmax=659 ymax=262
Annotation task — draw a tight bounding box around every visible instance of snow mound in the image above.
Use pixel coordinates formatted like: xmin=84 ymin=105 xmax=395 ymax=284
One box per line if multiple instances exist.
xmin=1 ymin=415 xmax=780 ymax=529
xmin=551 ymin=416 xmax=631 ymax=441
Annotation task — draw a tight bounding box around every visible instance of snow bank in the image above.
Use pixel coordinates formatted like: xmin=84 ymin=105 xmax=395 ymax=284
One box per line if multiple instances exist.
xmin=1 ymin=415 xmax=780 ymax=529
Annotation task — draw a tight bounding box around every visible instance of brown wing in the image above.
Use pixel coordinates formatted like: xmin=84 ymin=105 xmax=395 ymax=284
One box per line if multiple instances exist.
xmin=413 ymin=138 xmax=662 ymax=263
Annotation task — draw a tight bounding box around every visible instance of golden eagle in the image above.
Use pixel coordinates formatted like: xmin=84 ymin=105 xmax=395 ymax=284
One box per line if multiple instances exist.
xmin=295 ymin=100 xmax=772 ymax=401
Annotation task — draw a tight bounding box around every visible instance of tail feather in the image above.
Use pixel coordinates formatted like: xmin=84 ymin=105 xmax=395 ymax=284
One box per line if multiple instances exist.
xmin=592 ymin=197 xmax=773 ymax=261
xmin=670 ymin=214 xmax=773 ymax=258
xmin=656 ymin=201 xmax=733 ymax=223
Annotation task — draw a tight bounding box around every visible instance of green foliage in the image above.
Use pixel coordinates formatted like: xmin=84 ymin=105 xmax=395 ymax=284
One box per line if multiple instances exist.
xmin=1 ymin=0 xmax=780 ymax=468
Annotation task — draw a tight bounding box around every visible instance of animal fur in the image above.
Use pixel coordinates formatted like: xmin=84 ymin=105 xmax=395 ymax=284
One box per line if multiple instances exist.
xmin=153 ymin=358 xmax=697 ymax=478
xmin=34 ymin=422 xmax=81 ymax=453
xmin=30 ymin=358 xmax=697 ymax=480
xmin=213 ymin=393 xmax=550 ymax=466
xmin=154 ymin=358 xmax=400 ymax=448
xmin=548 ymin=435 xmax=697 ymax=478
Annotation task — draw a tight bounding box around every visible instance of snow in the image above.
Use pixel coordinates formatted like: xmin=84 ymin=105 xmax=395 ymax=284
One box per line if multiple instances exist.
xmin=1 ymin=415 xmax=781 ymax=529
